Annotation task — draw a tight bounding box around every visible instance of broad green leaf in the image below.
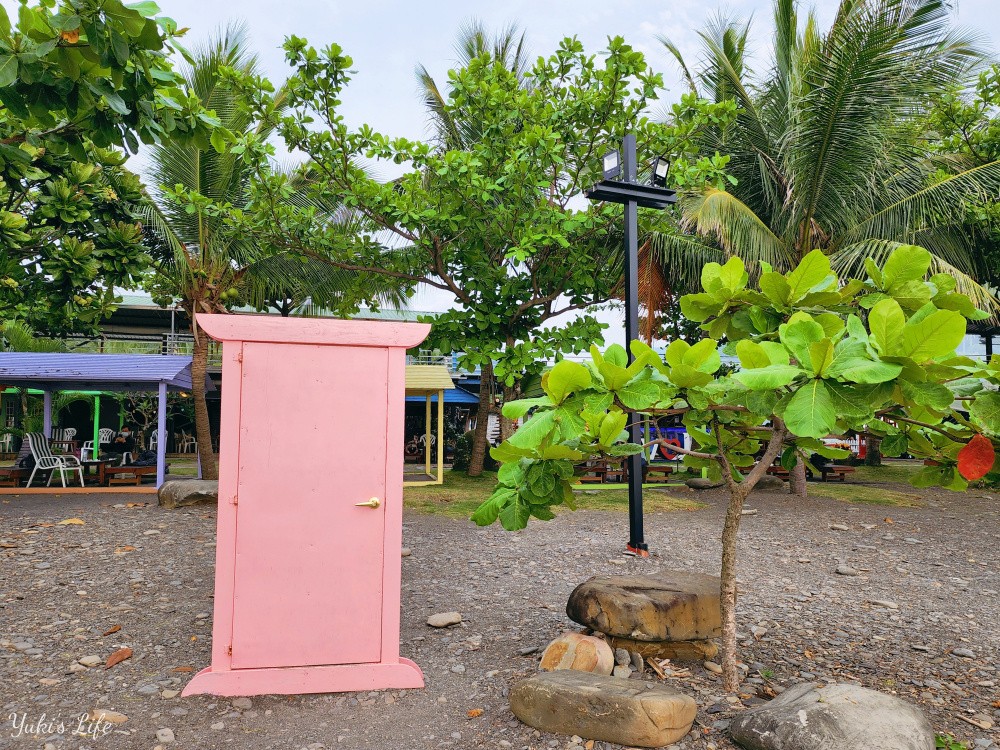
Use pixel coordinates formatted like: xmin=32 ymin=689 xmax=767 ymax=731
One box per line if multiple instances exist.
xmin=808 ymin=339 xmax=834 ymax=376
xmin=617 ymin=380 xmax=660 ymax=410
xmin=882 ymin=244 xmax=931 ymax=285
xmin=900 ymin=380 xmax=954 ymax=411
xmin=732 ymin=365 xmax=804 ymax=390
xmin=680 ymin=292 xmax=721 ymax=322
xmin=758 ymin=272 xmax=790 ymax=305
xmin=759 ymin=342 xmax=790 ymax=365
xmin=664 ymin=339 xmax=689 ymax=368
xmin=717 ymin=255 xmax=747 ymax=291
xmin=683 ymin=338 xmax=721 ymax=373
xmin=701 ymin=261 xmax=723 ymax=294
xmin=868 ymin=298 xmax=905 ymax=355
xmin=888 ymin=279 xmax=931 ymax=311
xmin=828 ymin=356 xmax=902 ymax=384
xmin=825 ymin=381 xmax=880 ymax=418
xmin=786 ymin=249 xmax=834 ymax=301
xmin=668 ymin=363 xmax=714 ymax=388
xmin=783 ymin=380 xmax=837 ymax=438
xmin=545 ymin=360 xmax=591 ymax=403
xmin=899 ymin=309 xmax=966 ymax=362
xmin=864 ymin=258 xmax=884 ymax=287
xmin=778 ymin=316 xmax=825 ymax=367
xmin=599 ymin=410 xmax=628 ymax=446
xmin=0 ymin=55 xmax=17 ymax=88
xmin=501 ymin=397 xmax=551 ymax=420
xmin=490 ymin=442 xmax=535 ymax=463
xmin=498 ymin=497 xmax=531 ymax=530
xmin=539 ymin=445 xmax=585 ymax=461
xmin=929 ymin=273 xmax=956 ymax=293
xmin=604 ymin=344 xmax=628 ymax=368
xmin=879 ymin=433 xmax=908 ymax=457
xmin=969 ymin=391 xmax=1000 ymax=435
xmin=735 ymin=340 xmax=770 ymax=369
xmin=471 ymin=488 xmax=517 ymax=526
xmin=597 ymin=361 xmax=630 ymax=390
xmin=508 ymin=411 xmax=557 ymax=449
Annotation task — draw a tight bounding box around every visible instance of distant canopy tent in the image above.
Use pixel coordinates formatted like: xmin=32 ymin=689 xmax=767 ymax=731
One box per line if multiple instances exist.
xmin=404 ymin=365 xmax=456 ymax=486
xmin=0 ymin=354 xmax=214 ymax=488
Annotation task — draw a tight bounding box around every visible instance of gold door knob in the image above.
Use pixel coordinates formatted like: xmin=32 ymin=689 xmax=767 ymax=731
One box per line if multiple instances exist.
xmin=355 ymin=497 xmax=381 ymax=509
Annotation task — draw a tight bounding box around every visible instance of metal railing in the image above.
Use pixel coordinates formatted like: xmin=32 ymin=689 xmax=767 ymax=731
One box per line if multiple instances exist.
xmin=63 ymin=333 xmax=224 ymax=368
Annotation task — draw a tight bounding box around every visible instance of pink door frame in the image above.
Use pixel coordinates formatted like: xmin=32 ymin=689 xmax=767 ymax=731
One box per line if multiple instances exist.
xmin=182 ymin=315 xmax=427 ymax=697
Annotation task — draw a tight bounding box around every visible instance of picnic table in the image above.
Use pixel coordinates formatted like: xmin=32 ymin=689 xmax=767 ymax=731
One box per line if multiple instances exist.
xmin=819 ymin=465 xmax=856 ymax=482
xmin=645 ymin=464 xmax=674 ymax=482
xmin=103 ymin=465 xmax=157 ymax=486
xmin=0 ymin=467 xmax=27 ymax=487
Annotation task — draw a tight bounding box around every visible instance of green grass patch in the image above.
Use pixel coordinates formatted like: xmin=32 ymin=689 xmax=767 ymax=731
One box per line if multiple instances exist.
xmin=808 ymin=482 xmax=923 ymax=507
xmin=403 ymin=470 xmax=704 ymax=520
xmin=851 ymin=461 xmax=922 ymax=484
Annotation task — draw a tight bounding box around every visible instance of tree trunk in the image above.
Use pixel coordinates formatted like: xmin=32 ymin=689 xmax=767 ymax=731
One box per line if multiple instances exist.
xmin=191 ymin=326 xmax=218 ymax=481
xmin=719 ymin=483 xmax=750 ymax=692
xmin=864 ymin=434 xmax=882 ymax=466
xmin=467 ymin=361 xmax=494 ymax=477
xmin=498 ymin=382 xmax=520 ymax=442
xmin=788 ymin=455 xmax=808 ymax=498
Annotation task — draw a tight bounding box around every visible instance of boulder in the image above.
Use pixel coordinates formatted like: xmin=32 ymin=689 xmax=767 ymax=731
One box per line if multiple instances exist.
xmin=157 ymin=480 xmax=218 ymax=510
xmin=607 ymin=635 xmax=719 ymax=662
xmin=426 ymin=612 xmax=462 ymax=628
xmin=686 ymin=477 xmax=723 ymax=490
xmin=567 ymin=573 xmax=721 ymax=641
xmin=729 ymin=682 xmax=934 ymax=750
xmin=510 ymin=670 xmax=697 ymax=748
xmin=751 ymin=475 xmax=786 ymax=492
xmin=539 ymin=632 xmax=613 ymax=676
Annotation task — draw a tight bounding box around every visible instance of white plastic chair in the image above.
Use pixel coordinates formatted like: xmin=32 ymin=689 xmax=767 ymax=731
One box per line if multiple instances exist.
xmin=81 ymin=427 xmax=115 ymax=461
xmin=0 ymin=433 xmax=13 ymax=453
xmin=177 ymin=431 xmax=198 ymax=454
xmin=25 ymin=432 xmax=84 ymax=488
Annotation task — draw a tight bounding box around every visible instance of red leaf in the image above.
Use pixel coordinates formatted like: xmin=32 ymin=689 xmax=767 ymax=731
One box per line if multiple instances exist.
xmin=105 ymin=647 xmax=132 ymax=669
xmin=957 ymin=433 xmax=995 ymax=480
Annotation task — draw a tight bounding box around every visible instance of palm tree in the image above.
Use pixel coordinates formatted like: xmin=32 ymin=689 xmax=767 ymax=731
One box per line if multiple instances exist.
xmin=656 ymin=0 xmax=1000 ymax=310
xmin=138 ymin=25 xmax=403 ymax=479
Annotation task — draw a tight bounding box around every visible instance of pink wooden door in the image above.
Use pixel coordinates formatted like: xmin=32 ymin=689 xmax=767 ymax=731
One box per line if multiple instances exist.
xmin=230 ymin=342 xmax=388 ymax=669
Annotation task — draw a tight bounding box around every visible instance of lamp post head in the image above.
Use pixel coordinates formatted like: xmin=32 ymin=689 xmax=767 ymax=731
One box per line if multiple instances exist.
xmin=651 ymin=156 xmax=670 ymax=188
xmin=602 ymin=149 xmax=622 ymax=180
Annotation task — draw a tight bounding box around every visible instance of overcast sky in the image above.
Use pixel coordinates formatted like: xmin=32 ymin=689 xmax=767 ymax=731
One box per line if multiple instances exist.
xmin=10 ymin=0 xmax=999 ymax=340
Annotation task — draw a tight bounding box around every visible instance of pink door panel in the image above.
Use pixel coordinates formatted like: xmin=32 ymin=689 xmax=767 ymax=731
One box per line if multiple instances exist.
xmin=230 ymin=342 xmax=388 ymax=669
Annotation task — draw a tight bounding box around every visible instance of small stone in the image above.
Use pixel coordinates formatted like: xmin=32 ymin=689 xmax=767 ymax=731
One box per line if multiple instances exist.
xmin=835 ymin=565 xmax=859 ymax=576
xmin=211 ymin=722 xmax=225 ymax=730
xmin=78 ymin=655 xmax=102 ymax=667
xmin=161 ymin=689 xmax=179 ymax=699
xmin=952 ymin=648 xmax=975 ymax=658
xmin=451 ymin=664 xmax=466 ymax=674
xmin=911 ymin=644 xmax=931 ymax=652
xmin=401 ymin=548 xmax=412 ymax=557
xmin=629 ymin=651 xmax=644 ymax=673
xmin=155 ymin=728 xmax=175 ymax=743
xmin=539 ymin=632 xmax=613 ymax=676
xmin=751 ymin=626 xmax=768 ymax=639
xmin=614 ymin=648 xmax=631 ymax=666
xmin=231 ymin=697 xmax=253 ymax=710
xmin=137 ymin=683 xmax=160 ymax=695
xmin=88 ymin=709 xmax=128 ymax=724
xmin=612 ymin=665 xmax=633 ymax=679
xmin=741 ymin=509 xmax=758 ymax=516
xmin=427 ymin=611 xmax=462 ymax=628
xmin=871 ymin=600 xmax=899 ymax=609
xmin=35 ymin=562 xmax=51 ymax=569
xmin=39 ymin=678 xmax=60 ymax=686
xmin=703 ymin=661 xmax=723 ymax=674
xmin=830 ymin=523 xmax=850 ymax=531
xmin=518 ymin=646 xmax=539 ymax=656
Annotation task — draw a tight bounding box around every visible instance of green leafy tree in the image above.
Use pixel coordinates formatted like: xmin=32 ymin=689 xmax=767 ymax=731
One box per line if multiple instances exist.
xmin=472 ymin=245 xmax=993 ymax=691
xmin=137 ymin=25 xmax=403 ymax=480
xmin=220 ymin=34 xmax=737 ymax=474
xmin=0 ymin=0 xmax=216 ymax=333
xmin=654 ymin=0 xmax=1000 ymax=313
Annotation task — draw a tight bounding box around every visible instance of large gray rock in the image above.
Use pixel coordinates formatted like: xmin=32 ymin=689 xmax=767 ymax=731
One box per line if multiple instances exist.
xmin=729 ymin=682 xmax=934 ymax=750
xmin=567 ymin=573 xmax=722 ymax=641
xmin=751 ymin=475 xmax=787 ymax=493
xmin=157 ymin=480 xmax=218 ymax=510
xmin=686 ymin=477 xmax=723 ymax=490
xmin=510 ymin=670 xmax=696 ymax=748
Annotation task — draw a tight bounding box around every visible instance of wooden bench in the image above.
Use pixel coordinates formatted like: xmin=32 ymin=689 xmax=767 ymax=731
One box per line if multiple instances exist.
xmin=765 ymin=465 xmax=790 ymax=480
xmin=576 ymin=460 xmax=608 ymax=484
xmin=104 ymin=465 xmax=156 ymax=486
xmin=820 ymin=465 xmax=856 ymax=482
xmin=0 ymin=467 xmax=27 ymax=487
xmin=645 ymin=464 xmax=674 ymax=482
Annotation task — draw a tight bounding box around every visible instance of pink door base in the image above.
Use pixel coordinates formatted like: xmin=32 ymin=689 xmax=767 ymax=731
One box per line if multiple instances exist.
xmin=182 ymin=658 xmax=424 ymax=697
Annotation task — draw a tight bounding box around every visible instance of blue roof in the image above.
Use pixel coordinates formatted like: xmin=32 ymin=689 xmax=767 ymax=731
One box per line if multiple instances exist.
xmin=405 ymin=388 xmax=480 ymax=405
xmin=0 ymin=353 xmax=213 ymax=392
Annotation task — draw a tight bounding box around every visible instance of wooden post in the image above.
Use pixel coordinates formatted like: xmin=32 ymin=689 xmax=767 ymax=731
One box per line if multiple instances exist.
xmin=42 ymin=390 xmax=52 ymax=439
xmin=156 ymin=381 xmax=167 ymax=488
xmin=424 ymin=394 xmax=431 ymax=478
xmin=436 ymin=389 xmax=444 ymax=483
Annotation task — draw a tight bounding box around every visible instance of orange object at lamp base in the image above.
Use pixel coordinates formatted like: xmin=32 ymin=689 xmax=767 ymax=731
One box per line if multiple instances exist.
xmin=626 ymin=544 xmax=650 ymax=557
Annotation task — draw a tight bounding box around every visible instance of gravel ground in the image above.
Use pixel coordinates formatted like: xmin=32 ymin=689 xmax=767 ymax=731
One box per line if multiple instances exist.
xmin=0 ymin=483 xmax=998 ymax=750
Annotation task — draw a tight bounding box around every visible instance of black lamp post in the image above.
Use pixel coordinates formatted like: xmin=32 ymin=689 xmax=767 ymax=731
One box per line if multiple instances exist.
xmin=585 ymin=134 xmax=676 ymax=555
